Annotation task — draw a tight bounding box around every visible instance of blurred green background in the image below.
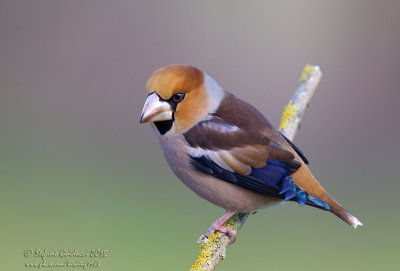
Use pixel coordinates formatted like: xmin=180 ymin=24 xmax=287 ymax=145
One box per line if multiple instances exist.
xmin=1 ymin=1 xmax=399 ymax=270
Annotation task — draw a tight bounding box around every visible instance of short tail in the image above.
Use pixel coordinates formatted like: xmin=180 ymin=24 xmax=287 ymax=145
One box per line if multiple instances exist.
xmin=290 ymin=163 xmax=363 ymax=229
xmin=331 ymin=204 xmax=363 ymax=229
xmin=298 ymin=193 xmax=363 ymax=229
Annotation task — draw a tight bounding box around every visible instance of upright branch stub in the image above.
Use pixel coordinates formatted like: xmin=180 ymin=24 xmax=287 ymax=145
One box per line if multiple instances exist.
xmin=279 ymin=65 xmax=322 ymax=141
xmin=190 ymin=65 xmax=323 ymax=271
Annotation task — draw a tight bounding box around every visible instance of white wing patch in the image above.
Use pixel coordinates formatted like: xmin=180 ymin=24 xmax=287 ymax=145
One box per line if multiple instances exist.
xmin=187 ymin=147 xmax=236 ymax=172
xmin=199 ymin=121 xmax=240 ymax=133
xmin=187 ymin=146 xmax=253 ymax=175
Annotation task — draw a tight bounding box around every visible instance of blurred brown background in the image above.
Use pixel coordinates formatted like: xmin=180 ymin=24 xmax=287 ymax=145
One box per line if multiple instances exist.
xmin=1 ymin=1 xmax=399 ymax=270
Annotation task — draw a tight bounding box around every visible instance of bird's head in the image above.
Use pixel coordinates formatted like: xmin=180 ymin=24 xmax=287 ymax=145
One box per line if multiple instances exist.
xmin=140 ymin=65 xmax=224 ymax=135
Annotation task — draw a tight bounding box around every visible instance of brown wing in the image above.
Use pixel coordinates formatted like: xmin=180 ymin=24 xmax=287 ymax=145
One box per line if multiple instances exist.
xmin=183 ymin=92 xmax=300 ymax=175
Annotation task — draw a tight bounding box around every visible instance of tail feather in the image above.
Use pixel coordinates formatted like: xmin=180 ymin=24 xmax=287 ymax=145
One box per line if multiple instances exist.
xmin=331 ymin=204 xmax=363 ymax=229
xmin=294 ymin=188 xmax=363 ymax=229
xmin=289 ymin=158 xmax=363 ymax=229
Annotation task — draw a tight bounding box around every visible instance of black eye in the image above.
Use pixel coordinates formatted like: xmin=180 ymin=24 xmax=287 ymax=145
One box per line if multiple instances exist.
xmin=172 ymin=93 xmax=185 ymax=103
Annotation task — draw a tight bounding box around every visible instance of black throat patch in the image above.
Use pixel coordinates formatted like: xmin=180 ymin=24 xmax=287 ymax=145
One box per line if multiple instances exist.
xmin=154 ymin=119 xmax=174 ymax=135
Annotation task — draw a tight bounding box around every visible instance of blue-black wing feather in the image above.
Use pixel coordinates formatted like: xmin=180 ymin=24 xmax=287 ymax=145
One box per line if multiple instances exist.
xmin=190 ymin=155 xmax=331 ymax=211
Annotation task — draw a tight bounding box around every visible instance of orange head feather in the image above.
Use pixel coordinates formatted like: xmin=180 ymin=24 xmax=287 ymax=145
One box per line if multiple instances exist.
xmin=146 ymin=65 xmax=216 ymax=133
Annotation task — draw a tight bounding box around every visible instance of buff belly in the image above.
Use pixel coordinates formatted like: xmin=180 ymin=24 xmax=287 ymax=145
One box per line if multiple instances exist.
xmin=158 ymin=134 xmax=280 ymax=212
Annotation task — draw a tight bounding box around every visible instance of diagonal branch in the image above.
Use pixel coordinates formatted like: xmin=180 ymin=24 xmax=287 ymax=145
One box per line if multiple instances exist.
xmin=190 ymin=64 xmax=322 ymax=271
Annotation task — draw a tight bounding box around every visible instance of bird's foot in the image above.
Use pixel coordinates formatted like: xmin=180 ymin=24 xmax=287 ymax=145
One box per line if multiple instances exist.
xmin=198 ymin=211 xmax=237 ymax=243
xmin=206 ymin=223 xmax=237 ymax=242
xmin=198 ymin=224 xmax=237 ymax=243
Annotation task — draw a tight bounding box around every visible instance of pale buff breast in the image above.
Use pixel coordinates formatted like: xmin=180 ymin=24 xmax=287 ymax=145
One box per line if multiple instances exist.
xmin=158 ymin=134 xmax=280 ymax=212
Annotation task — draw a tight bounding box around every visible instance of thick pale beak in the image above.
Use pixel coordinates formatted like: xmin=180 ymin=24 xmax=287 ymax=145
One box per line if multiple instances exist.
xmin=140 ymin=92 xmax=173 ymax=123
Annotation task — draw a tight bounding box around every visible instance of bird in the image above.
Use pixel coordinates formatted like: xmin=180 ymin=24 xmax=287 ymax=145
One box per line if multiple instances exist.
xmin=140 ymin=64 xmax=362 ymax=239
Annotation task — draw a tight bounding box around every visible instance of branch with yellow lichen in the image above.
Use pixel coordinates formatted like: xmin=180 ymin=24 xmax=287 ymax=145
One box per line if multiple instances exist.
xmin=190 ymin=65 xmax=322 ymax=271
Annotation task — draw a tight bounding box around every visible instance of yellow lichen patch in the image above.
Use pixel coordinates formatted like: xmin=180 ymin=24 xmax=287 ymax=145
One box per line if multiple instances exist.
xmin=279 ymin=101 xmax=298 ymax=130
xmin=223 ymin=216 xmax=238 ymax=230
xmin=299 ymin=64 xmax=317 ymax=83
xmin=191 ymin=214 xmax=248 ymax=270
xmin=191 ymin=232 xmax=221 ymax=271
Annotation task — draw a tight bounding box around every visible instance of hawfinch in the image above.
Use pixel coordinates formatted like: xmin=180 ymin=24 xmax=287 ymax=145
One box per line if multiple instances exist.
xmin=140 ymin=65 xmax=362 ymax=238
